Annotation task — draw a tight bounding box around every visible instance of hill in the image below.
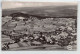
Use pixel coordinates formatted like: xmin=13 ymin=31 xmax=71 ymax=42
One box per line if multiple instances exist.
xmin=2 ymin=5 xmax=77 ymax=18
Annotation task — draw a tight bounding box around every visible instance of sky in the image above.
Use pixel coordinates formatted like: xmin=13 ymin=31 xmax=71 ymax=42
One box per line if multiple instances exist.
xmin=2 ymin=1 xmax=77 ymax=9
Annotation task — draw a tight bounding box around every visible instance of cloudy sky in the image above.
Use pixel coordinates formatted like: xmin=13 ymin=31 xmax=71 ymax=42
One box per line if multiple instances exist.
xmin=2 ymin=1 xmax=77 ymax=9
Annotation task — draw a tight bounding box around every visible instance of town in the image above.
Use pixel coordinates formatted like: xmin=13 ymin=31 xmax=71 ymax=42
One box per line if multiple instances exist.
xmin=2 ymin=12 xmax=77 ymax=50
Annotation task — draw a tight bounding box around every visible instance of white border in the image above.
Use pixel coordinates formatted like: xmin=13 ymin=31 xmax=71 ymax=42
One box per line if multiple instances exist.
xmin=1 ymin=0 xmax=79 ymax=2
xmin=0 ymin=0 xmax=80 ymax=54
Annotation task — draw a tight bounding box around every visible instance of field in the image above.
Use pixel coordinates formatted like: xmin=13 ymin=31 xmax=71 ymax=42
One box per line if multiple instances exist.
xmin=2 ymin=34 xmax=76 ymax=51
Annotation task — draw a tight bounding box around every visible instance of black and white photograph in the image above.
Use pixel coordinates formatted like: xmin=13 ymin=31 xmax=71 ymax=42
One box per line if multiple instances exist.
xmin=1 ymin=1 xmax=77 ymax=51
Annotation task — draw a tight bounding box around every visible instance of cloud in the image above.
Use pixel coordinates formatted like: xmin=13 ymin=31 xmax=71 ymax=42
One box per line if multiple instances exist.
xmin=2 ymin=2 xmax=24 ymax=9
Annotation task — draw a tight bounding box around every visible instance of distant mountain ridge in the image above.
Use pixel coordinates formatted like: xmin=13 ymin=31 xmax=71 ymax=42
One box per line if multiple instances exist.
xmin=2 ymin=5 xmax=77 ymax=18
